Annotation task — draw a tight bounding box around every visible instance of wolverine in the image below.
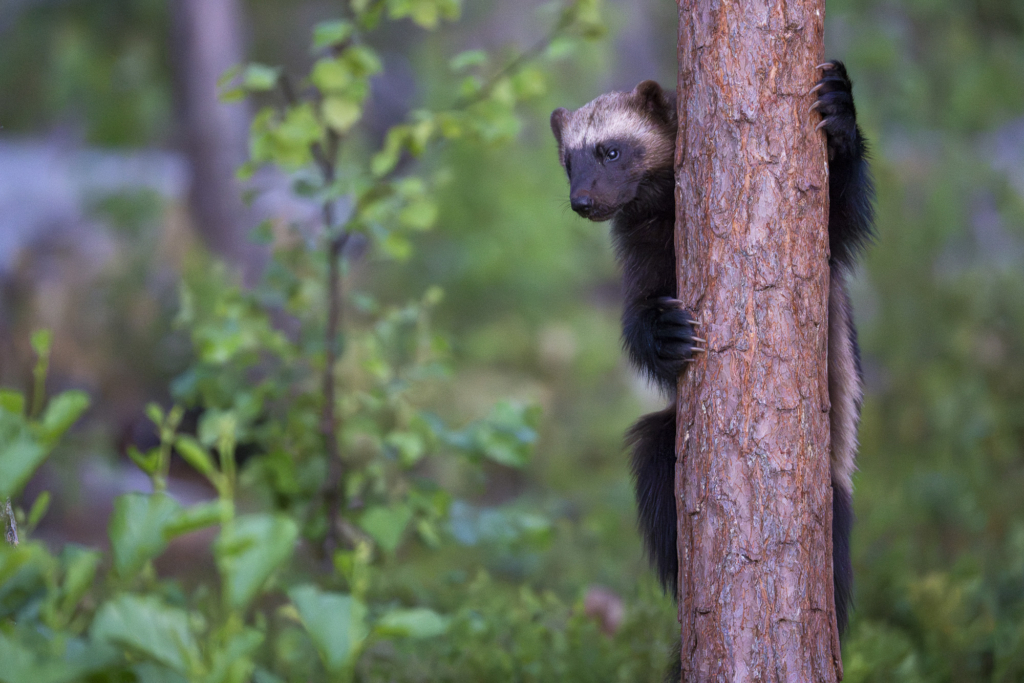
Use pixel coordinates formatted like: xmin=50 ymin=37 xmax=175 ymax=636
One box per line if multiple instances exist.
xmin=550 ymin=62 xmax=874 ymax=633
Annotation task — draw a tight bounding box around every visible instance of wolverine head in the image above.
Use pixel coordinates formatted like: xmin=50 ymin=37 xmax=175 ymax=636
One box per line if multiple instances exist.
xmin=550 ymin=81 xmax=676 ymax=221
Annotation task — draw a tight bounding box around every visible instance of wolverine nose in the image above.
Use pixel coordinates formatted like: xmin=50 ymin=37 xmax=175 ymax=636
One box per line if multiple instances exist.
xmin=571 ymin=195 xmax=594 ymax=217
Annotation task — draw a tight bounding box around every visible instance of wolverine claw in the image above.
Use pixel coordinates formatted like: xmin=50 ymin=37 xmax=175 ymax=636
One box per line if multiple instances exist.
xmin=649 ymin=301 xmax=704 ymax=378
xmin=816 ymin=118 xmax=829 ymax=131
xmin=655 ymin=296 xmax=684 ymax=309
xmin=817 ymin=62 xmax=837 ymax=70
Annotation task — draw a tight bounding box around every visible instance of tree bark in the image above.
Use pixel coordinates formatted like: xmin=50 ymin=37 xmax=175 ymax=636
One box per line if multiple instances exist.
xmin=170 ymin=0 xmax=259 ymax=281
xmin=673 ymin=0 xmax=840 ymax=680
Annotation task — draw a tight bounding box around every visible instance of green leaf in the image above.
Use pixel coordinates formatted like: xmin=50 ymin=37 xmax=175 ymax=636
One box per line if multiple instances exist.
xmin=198 ymin=410 xmax=237 ymax=449
xmin=475 ymin=426 xmax=527 ymax=467
xmin=385 ymin=431 xmax=426 ymax=466
xmin=133 ymin=663 xmax=189 ymax=683
xmin=375 ymin=607 xmax=450 ymax=638
xmin=91 ymin=594 xmax=199 ymax=675
xmin=322 ymin=97 xmax=362 ymax=132
xmin=38 ymin=390 xmax=89 ymax=443
xmin=145 ymin=403 xmax=164 ymax=426
xmin=310 ymin=58 xmax=352 ymax=92
xmin=343 ymin=45 xmax=383 ymax=77
xmin=435 ymin=111 xmax=463 ymax=139
xmin=216 ymin=64 xmax=241 ymax=89
xmin=59 ymin=545 xmax=100 ymax=616
xmin=250 ymin=669 xmax=284 ymax=683
xmin=449 ymin=49 xmax=487 ymax=72
xmin=215 ymin=514 xmax=298 ymax=609
xmin=0 ymin=415 xmax=48 ymax=500
xmin=0 ymin=629 xmax=118 ymax=683
xmin=220 ymin=87 xmax=246 ymax=103
xmin=203 ymin=628 xmax=263 ymax=683
xmin=27 ymin=491 xmax=50 ymax=529
xmin=253 ymin=103 xmax=322 ymax=170
xmin=407 ymin=117 xmax=435 ymax=154
xmin=243 ymin=64 xmax=281 ymax=91
xmin=380 ymin=233 xmax=413 ymax=261
xmin=511 ymin=65 xmax=547 ymax=100
xmin=289 ymin=585 xmax=368 ymax=674
xmin=127 ymin=446 xmax=160 ymax=476
xmin=398 ymin=199 xmax=438 ymax=231
xmin=30 ymin=329 xmax=52 ymax=358
xmin=0 ymin=544 xmax=35 ymax=587
xmin=358 ymin=505 xmax=412 ymax=554
xmin=545 ymin=36 xmax=576 ymax=60
xmin=312 ymin=20 xmax=355 ymax=50
xmin=174 ymin=436 xmax=216 ymax=478
xmin=474 ymin=401 xmax=539 ymax=467
xmin=164 ymin=500 xmax=230 ymax=538
xmin=490 ymin=77 xmax=515 ymax=106
xmin=0 ymin=389 xmax=25 ymax=415
xmin=415 ymin=518 xmax=441 ymax=548
xmin=371 ymin=126 xmax=408 ymax=177
xmin=388 ymin=0 xmax=461 ymax=28
xmin=109 ymin=493 xmax=183 ymax=578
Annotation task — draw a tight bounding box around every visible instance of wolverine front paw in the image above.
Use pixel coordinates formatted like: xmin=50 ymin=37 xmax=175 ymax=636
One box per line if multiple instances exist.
xmin=810 ymin=61 xmax=859 ymax=158
xmin=652 ymin=297 xmax=704 ymax=378
xmin=624 ymin=297 xmax=704 ymax=390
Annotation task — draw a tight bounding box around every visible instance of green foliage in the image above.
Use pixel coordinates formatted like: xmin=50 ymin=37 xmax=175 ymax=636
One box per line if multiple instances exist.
xmin=10 ymin=0 xmax=1022 ymax=677
xmin=108 ymin=493 xmax=182 ymax=578
xmin=0 ymin=335 xmax=89 ymax=502
xmin=0 ymin=0 xmax=172 ymax=144
xmin=825 ymin=2 xmax=1024 ymax=679
xmin=0 ymin=2 xmax=698 ymax=681
xmin=288 ymin=585 xmax=369 ymax=676
xmin=90 ymin=594 xmax=200 ymax=676
xmin=358 ymin=573 xmax=675 ymax=682
xmin=217 ymin=514 xmax=299 ymax=611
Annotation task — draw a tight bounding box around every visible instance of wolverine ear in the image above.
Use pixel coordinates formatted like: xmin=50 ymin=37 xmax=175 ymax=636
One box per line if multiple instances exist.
xmin=633 ymin=80 xmax=671 ymax=122
xmin=550 ymin=107 xmax=568 ymax=148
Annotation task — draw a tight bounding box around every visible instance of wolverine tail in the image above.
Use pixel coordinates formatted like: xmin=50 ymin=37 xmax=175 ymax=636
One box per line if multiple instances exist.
xmin=833 ymin=478 xmax=854 ymax=635
xmin=627 ymin=407 xmax=678 ymax=594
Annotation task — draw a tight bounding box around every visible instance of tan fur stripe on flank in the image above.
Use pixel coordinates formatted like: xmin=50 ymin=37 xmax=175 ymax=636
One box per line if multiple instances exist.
xmin=828 ymin=265 xmax=861 ymax=494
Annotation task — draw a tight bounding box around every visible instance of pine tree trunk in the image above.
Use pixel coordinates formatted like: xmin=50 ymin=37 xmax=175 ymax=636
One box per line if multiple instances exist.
xmin=673 ymin=0 xmax=841 ymax=679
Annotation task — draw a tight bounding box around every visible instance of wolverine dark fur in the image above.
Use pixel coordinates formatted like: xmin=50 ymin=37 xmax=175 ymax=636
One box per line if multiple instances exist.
xmin=551 ymin=62 xmax=874 ymax=634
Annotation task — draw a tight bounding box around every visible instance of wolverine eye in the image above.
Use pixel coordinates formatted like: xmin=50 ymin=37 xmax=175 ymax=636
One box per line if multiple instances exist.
xmin=565 ymin=157 xmax=572 ymax=175
xmin=606 ymin=148 xmax=620 ymax=161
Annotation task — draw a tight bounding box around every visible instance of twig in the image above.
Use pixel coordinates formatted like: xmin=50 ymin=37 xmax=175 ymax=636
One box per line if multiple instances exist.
xmin=321 ymin=217 xmax=351 ymax=561
xmin=452 ymin=10 xmax=572 ymax=111
xmin=4 ymin=498 xmax=18 ymax=546
xmin=272 ymin=0 xmax=575 ymax=558
xmin=277 ymin=72 xmax=351 ymax=561
xmin=277 ymin=73 xmax=337 ymax=183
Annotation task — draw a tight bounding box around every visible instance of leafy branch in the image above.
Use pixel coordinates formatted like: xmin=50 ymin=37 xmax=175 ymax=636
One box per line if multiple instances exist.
xmin=222 ymin=0 xmax=602 ymax=563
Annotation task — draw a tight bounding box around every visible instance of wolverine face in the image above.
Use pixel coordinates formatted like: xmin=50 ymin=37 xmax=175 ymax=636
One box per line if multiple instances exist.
xmin=550 ymin=80 xmax=675 ymax=222
xmin=558 ymin=138 xmax=645 ymax=221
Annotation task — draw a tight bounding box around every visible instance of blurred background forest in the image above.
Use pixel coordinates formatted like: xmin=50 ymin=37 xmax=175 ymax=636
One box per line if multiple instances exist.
xmin=1 ymin=0 xmax=1023 ymax=681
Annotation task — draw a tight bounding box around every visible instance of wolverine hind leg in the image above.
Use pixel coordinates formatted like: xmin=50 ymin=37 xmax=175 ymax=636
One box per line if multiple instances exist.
xmin=628 ymin=407 xmax=678 ymax=593
xmin=828 ymin=265 xmax=863 ymax=634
